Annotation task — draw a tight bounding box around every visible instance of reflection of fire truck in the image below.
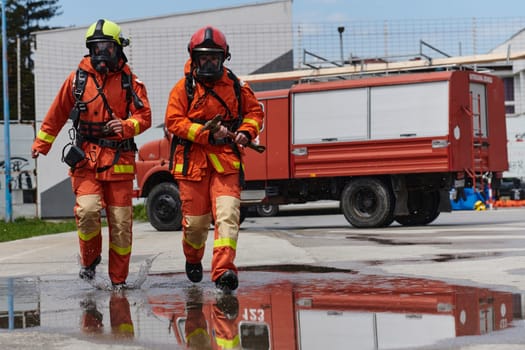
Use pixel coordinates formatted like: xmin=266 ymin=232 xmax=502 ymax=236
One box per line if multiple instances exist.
xmin=136 ymin=67 xmax=509 ymax=231
xmin=147 ymin=273 xmax=514 ymax=349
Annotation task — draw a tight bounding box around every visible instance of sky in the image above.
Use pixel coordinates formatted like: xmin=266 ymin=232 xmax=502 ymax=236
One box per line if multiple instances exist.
xmin=47 ymin=0 xmax=525 ymax=28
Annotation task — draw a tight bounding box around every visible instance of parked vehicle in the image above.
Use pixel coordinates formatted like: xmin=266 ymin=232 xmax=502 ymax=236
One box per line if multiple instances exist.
xmin=499 ymin=177 xmax=525 ymax=200
xmin=135 ymin=69 xmax=508 ymax=231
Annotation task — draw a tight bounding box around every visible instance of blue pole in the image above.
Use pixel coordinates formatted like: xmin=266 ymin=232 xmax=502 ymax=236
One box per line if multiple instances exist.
xmin=1 ymin=0 xmax=12 ymax=222
xmin=7 ymin=278 xmax=14 ymax=329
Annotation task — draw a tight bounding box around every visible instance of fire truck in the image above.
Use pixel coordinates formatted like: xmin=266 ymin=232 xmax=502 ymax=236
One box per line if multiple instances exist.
xmin=135 ymin=63 xmax=509 ymax=231
xmin=147 ymin=273 xmax=514 ymax=349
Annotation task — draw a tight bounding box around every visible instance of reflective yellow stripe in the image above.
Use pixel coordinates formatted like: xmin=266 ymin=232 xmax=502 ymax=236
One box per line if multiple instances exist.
xmin=109 ymin=241 xmax=132 ymax=256
xmin=243 ymin=118 xmax=260 ymax=134
xmin=187 ymin=328 xmax=208 ymax=342
xmin=208 ymin=153 xmax=224 ymax=173
xmin=214 ymin=237 xmax=237 ymax=250
xmin=187 ymin=123 xmax=201 ymax=142
xmin=118 ymin=323 xmax=134 ymax=333
xmin=175 ymin=163 xmax=183 ymax=174
xmin=113 ymin=164 xmax=134 ymax=173
xmin=78 ymin=229 xmax=99 ymax=242
xmin=129 ymin=118 xmax=140 ymax=135
xmin=216 ymin=335 xmax=240 ymax=349
xmin=232 ymin=161 xmax=240 ymax=170
xmin=37 ymin=130 xmax=55 ymax=143
xmin=184 ymin=236 xmax=205 ymax=249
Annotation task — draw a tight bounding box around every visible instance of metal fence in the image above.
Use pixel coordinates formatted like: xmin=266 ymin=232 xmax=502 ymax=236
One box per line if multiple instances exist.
xmin=295 ymin=17 xmax=525 ymax=68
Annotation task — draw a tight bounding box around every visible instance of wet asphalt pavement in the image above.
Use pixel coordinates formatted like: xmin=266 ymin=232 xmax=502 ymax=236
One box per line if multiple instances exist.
xmin=0 ymin=208 xmax=524 ymax=349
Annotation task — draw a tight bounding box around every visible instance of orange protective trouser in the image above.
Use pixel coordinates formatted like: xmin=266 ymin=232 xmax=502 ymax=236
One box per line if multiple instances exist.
xmin=80 ymin=298 xmax=103 ymax=334
xmin=110 ymin=293 xmax=134 ymax=338
xmin=184 ymin=307 xmax=211 ymax=348
xmin=178 ymin=170 xmax=241 ymax=282
xmin=71 ymin=174 xmax=133 ymax=284
xmin=212 ymin=303 xmax=241 ymax=349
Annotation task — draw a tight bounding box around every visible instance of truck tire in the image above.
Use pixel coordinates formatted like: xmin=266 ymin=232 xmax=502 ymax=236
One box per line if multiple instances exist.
xmin=146 ymin=182 xmax=182 ymax=231
xmin=395 ymin=190 xmax=440 ymax=226
xmin=341 ymin=178 xmax=394 ymax=228
xmin=256 ymin=204 xmax=279 ymax=217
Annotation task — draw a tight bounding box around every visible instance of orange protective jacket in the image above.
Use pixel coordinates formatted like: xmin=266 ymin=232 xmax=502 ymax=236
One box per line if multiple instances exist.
xmin=33 ymin=56 xmax=152 ymax=181
xmin=164 ymin=60 xmax=264 ymax=181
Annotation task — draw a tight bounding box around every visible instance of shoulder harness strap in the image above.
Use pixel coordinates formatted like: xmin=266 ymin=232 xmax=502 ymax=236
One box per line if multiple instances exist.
xmin=226 ymin=68 xmax=242 ymax=117
xmin=69 ymin=69 xmax=89 ymax=127
xmin=184 ymin=72 xmax=196 ymax=113
xmin=73 ymin=69 xmax=88 ymax=101
xmin=121 ymin=71 xmax=145 ymax=114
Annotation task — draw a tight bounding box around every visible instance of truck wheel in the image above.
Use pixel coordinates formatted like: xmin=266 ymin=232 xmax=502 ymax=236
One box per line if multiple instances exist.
xmin=341 ymin=178 xmax=394 ymax=228
xmin=146 ymin=182 xmax=182 ymax=231
xmin=256 ymin=204 xmax=279 ymax=217
xmin=395 ymin=190 xmax=440 ymax=226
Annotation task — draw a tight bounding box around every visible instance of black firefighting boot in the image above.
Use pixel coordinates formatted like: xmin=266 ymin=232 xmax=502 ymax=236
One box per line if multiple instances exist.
xmin=185 ymin=261 xmax=203 ymax=283
xmin=80 ymin=297 xmax=103 ymax=322
xmin=79 ymin=255 xmax=101 ymax=281
xmin=215 ymin=294 xmax=239 ymax=320
xmin=214 ymin=270 xmax=238 ymax=292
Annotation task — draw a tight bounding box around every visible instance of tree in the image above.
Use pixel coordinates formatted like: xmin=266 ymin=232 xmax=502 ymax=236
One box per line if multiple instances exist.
xmin=0 ymin=0 xmax=62 ymax=121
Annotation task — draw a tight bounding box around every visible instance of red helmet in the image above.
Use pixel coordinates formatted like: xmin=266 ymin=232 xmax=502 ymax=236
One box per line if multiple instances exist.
xmin=188 ymin=26 xmax=230 ymax=60
xmin=188 ymin=26 xmax=230 ymax=81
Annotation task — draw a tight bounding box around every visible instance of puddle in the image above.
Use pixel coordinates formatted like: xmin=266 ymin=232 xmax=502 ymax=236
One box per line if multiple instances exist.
xmin=346 ymin=235 xmax=451 ymax=246
xmin=0 ymin=269 xmax=523 ymax=349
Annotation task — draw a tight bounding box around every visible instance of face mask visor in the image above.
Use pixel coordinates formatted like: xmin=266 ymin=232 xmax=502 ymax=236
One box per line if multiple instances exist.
xmin=89 ymin=41 xmax=119 ymax=73
xmin=194 ymin=50 xmax=224 ymax=81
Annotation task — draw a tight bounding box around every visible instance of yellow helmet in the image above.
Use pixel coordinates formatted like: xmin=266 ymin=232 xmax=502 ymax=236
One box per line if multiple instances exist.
xmin=474 ymin=200 xmax=486 ymax=211
xmin=85 ymin=19 xmax=129 ymax=48
xmin=85 ymin=19 xmax=129 ymax=73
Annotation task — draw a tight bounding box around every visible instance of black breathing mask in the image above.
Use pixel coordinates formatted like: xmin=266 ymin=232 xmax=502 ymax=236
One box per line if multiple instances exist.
xmin=90 ymin=41 xmax=120 ymax=73
xmin=194 ymin=52 xmax=224 ymax=82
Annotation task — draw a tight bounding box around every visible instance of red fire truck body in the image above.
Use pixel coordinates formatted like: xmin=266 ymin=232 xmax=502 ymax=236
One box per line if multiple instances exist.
xmin=135 ymin=69 xmax=508 ymax=230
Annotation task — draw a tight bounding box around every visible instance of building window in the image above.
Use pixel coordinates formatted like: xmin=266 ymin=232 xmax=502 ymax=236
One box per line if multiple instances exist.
xmin=503 ymin=77 xmax=515 ymax=115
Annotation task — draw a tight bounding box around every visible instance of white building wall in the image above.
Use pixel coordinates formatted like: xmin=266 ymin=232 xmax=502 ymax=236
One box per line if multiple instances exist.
xmin=0 ymin=124 xmax=38 ymax=220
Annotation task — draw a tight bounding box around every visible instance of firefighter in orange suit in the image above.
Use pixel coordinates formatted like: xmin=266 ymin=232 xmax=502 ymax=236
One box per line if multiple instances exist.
xmin=164 ymin=26 xmax=264 ymax=291
xmin=31 ymin=19 xmax=151 ymax=289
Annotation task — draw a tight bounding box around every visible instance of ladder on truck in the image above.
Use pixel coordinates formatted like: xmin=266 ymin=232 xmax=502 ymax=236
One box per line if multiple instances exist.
xmin=466 ymin=91 xmax=486 ymax=192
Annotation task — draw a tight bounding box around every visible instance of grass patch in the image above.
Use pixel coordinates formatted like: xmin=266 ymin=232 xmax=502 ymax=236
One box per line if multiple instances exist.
xmin=0 ymin=217 xmax=77 ymax=242
xmin=133 ymin=203 xmax=148 ymax=222
xmin=0 ymin=205 xmax=149 ymax=243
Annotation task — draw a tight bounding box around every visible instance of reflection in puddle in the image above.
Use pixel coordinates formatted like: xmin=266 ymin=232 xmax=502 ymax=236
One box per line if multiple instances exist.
xmin=0 ymin=278 xmax=40 ymax=329
xmin=0 ymin=270 xmax=521 ymax=349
